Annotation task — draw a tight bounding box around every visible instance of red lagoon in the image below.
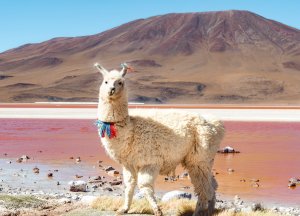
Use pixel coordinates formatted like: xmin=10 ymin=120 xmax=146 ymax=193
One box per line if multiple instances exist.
xmin=0 ymin=119 xmax=299 ymax=206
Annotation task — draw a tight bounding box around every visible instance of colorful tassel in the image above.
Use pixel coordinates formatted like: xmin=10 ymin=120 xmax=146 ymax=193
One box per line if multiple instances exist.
xmin=95 ymin=120 xmax=117 ymax=139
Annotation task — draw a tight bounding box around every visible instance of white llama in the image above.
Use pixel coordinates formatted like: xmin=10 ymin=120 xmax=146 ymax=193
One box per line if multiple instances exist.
xmin=95 ymin=63 xmax=225 ymax=216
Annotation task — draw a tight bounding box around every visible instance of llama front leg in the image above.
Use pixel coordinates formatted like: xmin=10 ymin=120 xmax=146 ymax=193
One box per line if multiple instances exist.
xmin=137 ymin=166 xmax=162 ymax=216
xmin=187 ymin=163 xmax=216 ymax=216
xmin=117 ymin=166 xmax=137 ymax=214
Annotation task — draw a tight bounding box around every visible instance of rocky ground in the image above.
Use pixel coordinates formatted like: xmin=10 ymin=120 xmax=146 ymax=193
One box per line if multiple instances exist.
xmin=1 ymin=153 xmax=300 ymax=216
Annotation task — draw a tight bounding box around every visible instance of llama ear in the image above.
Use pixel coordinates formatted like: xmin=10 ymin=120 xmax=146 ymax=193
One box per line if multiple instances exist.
xmin=120 ymin=63 xmax=128 ymax=77
xmin=94 ymin=63 xmax=108 ymax=76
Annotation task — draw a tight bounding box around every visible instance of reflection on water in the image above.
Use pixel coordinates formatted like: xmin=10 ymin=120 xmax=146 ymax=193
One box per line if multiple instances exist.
xmin=0 ymin=119 xmax=299 ymax=205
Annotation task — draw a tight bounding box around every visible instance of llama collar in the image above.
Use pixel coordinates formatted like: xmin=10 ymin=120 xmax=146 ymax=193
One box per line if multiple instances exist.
xmin=95 ymin=120 xmax=117 ymax=139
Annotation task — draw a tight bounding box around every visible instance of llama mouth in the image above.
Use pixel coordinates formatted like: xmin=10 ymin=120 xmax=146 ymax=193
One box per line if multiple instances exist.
xmin=109 ymin=90 xmax=115 ymax=96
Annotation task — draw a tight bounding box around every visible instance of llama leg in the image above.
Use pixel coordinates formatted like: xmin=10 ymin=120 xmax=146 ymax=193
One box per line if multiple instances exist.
xmin=187 ymin=163 xmax=216 ymax=216
xmin=117 ymin=167 xmax=137 ymax=214
xmin=137 ymin=166 xmax=162 ymax=216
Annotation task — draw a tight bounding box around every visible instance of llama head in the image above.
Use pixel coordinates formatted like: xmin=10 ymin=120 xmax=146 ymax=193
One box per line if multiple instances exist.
xmin=95 ymin=63 xmax=128 ymax=100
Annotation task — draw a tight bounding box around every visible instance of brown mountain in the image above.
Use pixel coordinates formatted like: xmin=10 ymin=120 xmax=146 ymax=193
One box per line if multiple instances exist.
xmin=1 ymin=10 xmax=300 ymax=104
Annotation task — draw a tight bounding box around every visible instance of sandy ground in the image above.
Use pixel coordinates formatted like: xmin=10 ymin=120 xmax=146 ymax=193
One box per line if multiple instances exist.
xmin=1 ymin=104 xmax=300 ymax=121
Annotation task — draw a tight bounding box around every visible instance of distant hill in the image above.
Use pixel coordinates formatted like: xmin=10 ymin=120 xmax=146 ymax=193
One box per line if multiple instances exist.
xmin=0 ymin=10 xmax=300 ymax=104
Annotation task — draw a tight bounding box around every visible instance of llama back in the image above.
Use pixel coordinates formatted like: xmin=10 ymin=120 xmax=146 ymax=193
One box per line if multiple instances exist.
xmin=194 ymin=114 xmax=225 ymax=161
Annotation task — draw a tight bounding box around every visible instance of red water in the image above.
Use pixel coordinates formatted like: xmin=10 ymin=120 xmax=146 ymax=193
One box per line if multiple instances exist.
xmin=0 ymin=119 xmax=300 ymax=206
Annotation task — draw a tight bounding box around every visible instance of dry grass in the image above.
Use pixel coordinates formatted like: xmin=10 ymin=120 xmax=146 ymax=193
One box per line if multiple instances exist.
xmin=91 ymin=196 xmax=284 ymax=216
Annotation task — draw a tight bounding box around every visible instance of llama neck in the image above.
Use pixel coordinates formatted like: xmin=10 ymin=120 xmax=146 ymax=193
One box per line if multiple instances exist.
xmin=97 ymin=93 xmax=129 ymax=123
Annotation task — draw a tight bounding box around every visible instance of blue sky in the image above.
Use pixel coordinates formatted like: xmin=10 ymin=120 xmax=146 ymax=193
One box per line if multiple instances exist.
xmin=0 ymin=0 xmax=299 ymax=53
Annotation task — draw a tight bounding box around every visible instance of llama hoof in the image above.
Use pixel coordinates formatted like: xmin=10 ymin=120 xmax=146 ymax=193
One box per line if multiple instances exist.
xmin=154 ymin=208 xmax=163 ymax=216
xmin=116 ymin=208 xmax=128 ymax=215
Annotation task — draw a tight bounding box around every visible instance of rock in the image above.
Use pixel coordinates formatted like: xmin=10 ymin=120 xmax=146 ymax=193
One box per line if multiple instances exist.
xmin=227 ymin=168 xmax=235 ymax=173
xmin=76 ymin=157 xmax=81 ymax=163
xmin=252 ymin=203 xmax=264 ymax=211
xmin=33 ymin=167 xmax=40 ymax=174
xmin=81 ymin=195 xmax=98 ymax=205
xmin=134 ymin=191 xmax=145 ymax=199
xmin=69 ymin=156 xmax=74 ymax=159
xmin=289 ymin=177 xmax=300 ymax=184
xmin=240 ymin=179 xmax=246 ymax=182
xmin=75 ymin=174 xmax=83 ymax=178
xmin=234 ymin=195 xmax=243 ymax=206
xmin=103 ymin=187 xmax=113 ymax=192
xmin=179 ymin=172 xmax=189 ymax=179
xmin=69 ymin=180 xmax=87 ymax=192
xmin=105 ymin=166 xmax=115 ymax=172
xmin=250 ymin=178 xmax=259 ymax=182
xmin=16 ymin=158 xmax=23 ymax=163
xmin=21 ymin=155 xmax=30 ymax=160
xmin=288 ymin=182 xmax=296 ymax=188
xmin=251 ymin=183 xmax=260 ymax=188
xmin=88 ymin=176 xmax=102 ymax=183
xmin=109 ymin=180 xmax=122 ymax=186
xmin=98 ymin=160 xmax=103 ymax=164
xmin=7 ymin=161 xmax=12 ymax=164
xmin=57 ymin=181 xmax=60 ymax=185
xmin=218 ymin=146 xmax=240 ymax=153
xmin=107 ymin=170 xmax=120 ymax=176
xmin=161 ymin=190 xmax=192 ymax=202
xmin=48 ymin=173 xmax=53 ymax=177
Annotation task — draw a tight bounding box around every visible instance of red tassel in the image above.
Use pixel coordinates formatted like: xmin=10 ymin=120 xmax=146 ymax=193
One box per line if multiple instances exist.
xmin=110 ymin=123 xmax=117 ymax=138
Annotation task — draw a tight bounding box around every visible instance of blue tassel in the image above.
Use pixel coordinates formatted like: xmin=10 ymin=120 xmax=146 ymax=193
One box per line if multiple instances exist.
xmin=95 ymin=120 xmax=117 ymax=139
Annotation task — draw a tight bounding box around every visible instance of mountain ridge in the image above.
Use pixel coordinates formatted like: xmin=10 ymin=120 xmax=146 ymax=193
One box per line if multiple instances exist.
xmin=0 ymin=10 xmax=300 ymax=104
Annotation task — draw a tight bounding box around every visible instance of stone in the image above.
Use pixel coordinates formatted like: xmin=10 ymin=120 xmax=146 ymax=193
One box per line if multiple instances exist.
xmin=161 ymin=190 xmax=192 ymax=202
xmin=33 ymin=167 xmax=39 ymax=174
xmin=47 ymin=173 xmax=53 ymax=177
xmin=107 ymin=170 xmax=120 ymax=176
xmin=288 ymin=182 xmax=296 ymax=188
xmin=250 ymin=178 xmax=259 ymax=182
xmin=68 ymin=180 xmax=87 ymax=192
xmin=289 ymin=177 xmax=300 ymax=184
xmin=16 ymin=158 xmax=23 ymax=163
xmin=227 ymin=168 xmax=235 ymax=173
xmin=218 ymin=146 xmax=240 ymax=153
xmin=75 ymin=174 xmax=83 ymax=178
xmin=103 ymin=187 xmax=113 ymax=192
xmin=88 ymin=176 xmax=102 ymax=183
xmin=134 ymin=191 xmax=145 ymax=199
xmin=21 ymin=155 xmax=30 ymax=160
xmin=251 ymin=183 xmax=259 ymax=188
xmin=109 ymin=180 xmax=122 ymax=186
xmin=234 ymin=195 xmax=243 ymax=206
xmin=76 ymin=157 xmax=81 ymax=163
xmin=179 ymin=172 xmax=189 ymax=179
xmin=252 ymin=203 xmax=264 ymax=211
xmin=105 ymin=166 xmax=115 ymax=172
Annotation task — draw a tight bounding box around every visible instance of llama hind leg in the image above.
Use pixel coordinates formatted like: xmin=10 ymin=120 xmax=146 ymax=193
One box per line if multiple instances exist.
xmin=117 ymin=167 xmax=137 ymax=214
xmin=137 ymin=166 xmax=162 ymax=216
xmin=187 ymin=163 xmax=216 ymax=216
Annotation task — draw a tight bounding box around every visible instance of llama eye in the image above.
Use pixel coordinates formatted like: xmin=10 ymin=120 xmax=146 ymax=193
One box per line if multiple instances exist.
xmin=118 ymin=82 xmax=123 ymax=86
xmin=105 ymin=81 xmax=108 ymax=84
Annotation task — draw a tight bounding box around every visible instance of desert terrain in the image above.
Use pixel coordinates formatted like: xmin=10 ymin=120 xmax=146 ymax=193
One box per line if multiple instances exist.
xmin=0 ymin=10 xmax=300 ymax=104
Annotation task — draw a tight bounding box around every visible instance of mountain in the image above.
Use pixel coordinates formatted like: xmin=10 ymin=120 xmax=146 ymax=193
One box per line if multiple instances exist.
xmin=0 ymin=10 xmax=300 ymax=104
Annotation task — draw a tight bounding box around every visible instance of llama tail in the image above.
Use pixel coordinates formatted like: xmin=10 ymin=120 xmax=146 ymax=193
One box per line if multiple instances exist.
xmin=195 ymin=114 xmax=225 ymax=161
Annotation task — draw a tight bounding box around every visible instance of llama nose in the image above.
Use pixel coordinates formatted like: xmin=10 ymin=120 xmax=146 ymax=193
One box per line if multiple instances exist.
xmin=110 ymin=87 xmax=115 ymax=95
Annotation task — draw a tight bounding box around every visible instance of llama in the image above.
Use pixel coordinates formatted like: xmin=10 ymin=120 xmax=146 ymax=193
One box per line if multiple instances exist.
xmin=95 ymin=62 xmax=225 ymax=216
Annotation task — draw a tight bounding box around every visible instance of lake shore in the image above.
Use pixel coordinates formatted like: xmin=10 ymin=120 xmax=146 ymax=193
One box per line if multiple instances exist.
xmin=0 ymin=104 xmax=300 ymax=215
xmin=1 ymin=103 xmax=300 ymax=122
